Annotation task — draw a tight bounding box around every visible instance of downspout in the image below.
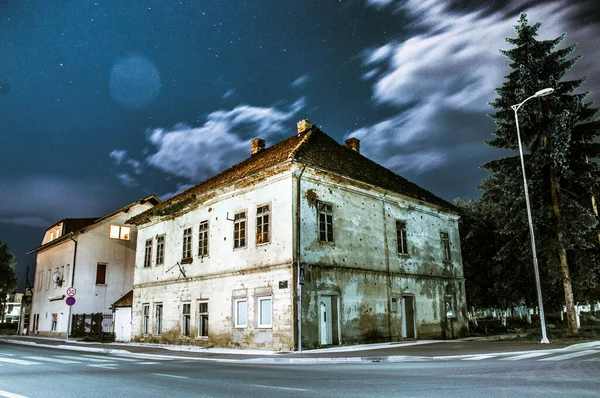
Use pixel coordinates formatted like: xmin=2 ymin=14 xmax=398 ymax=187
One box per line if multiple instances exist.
xmin=381 ymin=192 xmax=392 ymax=341
xmin=296 ymin=165 xmax=306 ymax=352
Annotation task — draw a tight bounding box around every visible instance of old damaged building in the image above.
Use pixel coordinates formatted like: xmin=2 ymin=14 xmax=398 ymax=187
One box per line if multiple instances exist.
xmin=127 ymin=119 xmax=468 ymax=350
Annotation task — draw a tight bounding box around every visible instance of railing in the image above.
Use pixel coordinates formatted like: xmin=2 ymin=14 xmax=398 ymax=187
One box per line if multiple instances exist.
xmin=70 ymin=313 xmax=113 ymax=337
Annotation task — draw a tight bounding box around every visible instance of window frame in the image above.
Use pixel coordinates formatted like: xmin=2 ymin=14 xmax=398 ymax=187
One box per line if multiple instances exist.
xmin=198 ymin=221 xmax=209 ymax=257
xmin=142 ymin=304 xmax=150 ymax=334
xmin=197 ymin=300 xmax=209 ymax=338
xmin=182 ymin=227 xmax=192 ymax=260
xmin=317 ymin=201 xmax=334 ymax=243
xmin=154 ymin=303 xmax=163 ymax=335
xmin=155 ymin=234 xmax=165 ymax=266
xmin=95 ymin=263 xmax=107 ymax=285
xmin=233 ymin=211 xmax=247 ymax=249
xmin=257 ymin=296 xmax=272 ymax=328
xmin=234 ymin=298 xmax=247 ymax=328
xmin=109 ymin=224 xmax=131 ymax=241
xmin=181 ymin=302 xmax=191 ymax=337
xmin=144 ymin=238 xmax=153 ymax=268
xmin=440 ymin=231 xmax=451 ymax=262
xmin=396 ymin=220 xmax=408 ymax=255
xmin=256 ymin=204 xmax=271 ymax=245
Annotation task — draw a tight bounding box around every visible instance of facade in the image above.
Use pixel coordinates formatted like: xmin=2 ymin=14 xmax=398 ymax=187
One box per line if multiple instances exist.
xmin=28 ymin=195 xmax=160 ymax=337
xmin=1 ymin=293 xmax=23 ymax=324
xmin=128 ymin=120 xmax=468 ymax=350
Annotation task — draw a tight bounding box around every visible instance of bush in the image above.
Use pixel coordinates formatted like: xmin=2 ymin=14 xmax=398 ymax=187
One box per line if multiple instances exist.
xmin=0 ymin=322 xmax=18 ymax=335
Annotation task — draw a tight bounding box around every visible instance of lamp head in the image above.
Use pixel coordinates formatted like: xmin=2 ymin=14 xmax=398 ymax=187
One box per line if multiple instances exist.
xmin=534 ymin=88 xmax=554 ymax=97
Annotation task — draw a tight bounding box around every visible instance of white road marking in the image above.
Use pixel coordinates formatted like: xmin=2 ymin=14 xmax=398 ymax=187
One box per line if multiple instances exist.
xmin=0 ymin=357 xmax=41 ymax=365
xmin=56 ymin=355 xmax=114 ymax=363
xmin=249 ymin=384 xmax=308 ymax=392
xmin=539 ymin=349 xmax=600 ymax=361
xmin=462 ymin=355 xmax=498 ymax=361
xmin=88 ymin=363 xmax=120 ymax=369
xmin=137 ymin=362 xmax=160 ymax=365
xmin=500 ymin=352 xmax=552 ymax=361
xmin=24 ymin=356 xmax=80 ymax=364
xmin=152 ymin=373 xmax=188 ymax=379
xmin=82 ymin=354 xmax=138 ymax=362
xmin=0 ymin=390 xmax=30 ymax=398
xmin=0 ymin=353 xmax=15 ymax=357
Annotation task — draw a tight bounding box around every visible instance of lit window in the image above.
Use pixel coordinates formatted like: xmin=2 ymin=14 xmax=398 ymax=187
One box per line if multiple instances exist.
xmin=198 ymin=221 xmax=209 ymax=257
xmin=441 ymin=232 xmax=451 ymax=262
xmin=182 ymin=228 xmax=192 ymax=259
xmin=258 ymin=297 xmax=272 ymax=328
xmin=317 ymin=201 xmax=333 ymax=242
xmin=182 ymin=303 xmax=191 ymax=337
xmin=109 ymin=225 xmax=131 ymax=240
xmin=156 ymin=235 xmax=165 ymax=265
xmin=198 ymin=301 xmax=209 ymax=338
xmin=396 ymin=221 xmax=408 ymax=255
xmin=144 ymin=239 xmax=152 ymax=268
xmin=256 ymin=204 xmax=270 ymax=244
xmin=234 ymin=211 xmax=247 ymax=249
xmin=234 ymin=298 xmax=247 ymax=328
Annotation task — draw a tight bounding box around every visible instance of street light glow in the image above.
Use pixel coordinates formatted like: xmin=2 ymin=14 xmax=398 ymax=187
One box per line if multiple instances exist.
xmin=534 ymin=88 xmax=554 ymax=97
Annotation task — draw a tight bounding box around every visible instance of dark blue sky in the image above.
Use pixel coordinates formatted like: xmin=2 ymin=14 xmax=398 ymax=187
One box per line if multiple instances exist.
xmin=2 ymin=0 xmax=599 ymax=290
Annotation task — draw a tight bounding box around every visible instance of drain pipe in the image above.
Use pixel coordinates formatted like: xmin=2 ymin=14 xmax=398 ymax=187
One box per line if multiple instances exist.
xmin=296 ymin=165 xmax=306 ymax=352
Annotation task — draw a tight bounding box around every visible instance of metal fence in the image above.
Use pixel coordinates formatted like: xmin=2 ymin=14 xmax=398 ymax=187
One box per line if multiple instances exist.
xmin=70 ymin=313 xmax=113 ymax=337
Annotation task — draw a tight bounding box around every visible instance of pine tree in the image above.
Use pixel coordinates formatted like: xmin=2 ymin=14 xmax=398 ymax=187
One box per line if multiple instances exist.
xmin=483 ymin=14 xmax=600 ymax=336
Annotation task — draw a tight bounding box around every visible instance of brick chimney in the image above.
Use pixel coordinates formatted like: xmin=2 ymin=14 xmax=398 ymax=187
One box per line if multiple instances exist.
xmin=251 ymin=138 xmax=265 ymax=155
xmin=297 ymin=119 xmax=314 ymax=136
xmin=345 ymin=137 xmax=360 ymax=153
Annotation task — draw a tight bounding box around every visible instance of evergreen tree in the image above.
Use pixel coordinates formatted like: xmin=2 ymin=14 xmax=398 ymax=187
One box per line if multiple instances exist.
xmin=483 ymin=14 xmax=600 ymax=336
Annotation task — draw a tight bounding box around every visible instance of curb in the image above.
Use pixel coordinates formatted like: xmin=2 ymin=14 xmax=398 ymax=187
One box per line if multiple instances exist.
xmin=0 ymin=338 xmax=131 ymax=355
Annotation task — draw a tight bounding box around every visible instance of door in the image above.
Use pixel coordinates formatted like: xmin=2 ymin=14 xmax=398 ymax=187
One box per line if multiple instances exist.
xmin=114 ymin=307 xmax=132 ymax=342
xmin=320 ymin=296 xmax=333 ymax=345
xmin=401 ymin=295 xmax=416 ymax=339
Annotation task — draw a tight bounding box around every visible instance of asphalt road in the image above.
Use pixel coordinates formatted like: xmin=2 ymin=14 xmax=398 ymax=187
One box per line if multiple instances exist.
xmin=1 ymin=343 xmax=599 ymax=398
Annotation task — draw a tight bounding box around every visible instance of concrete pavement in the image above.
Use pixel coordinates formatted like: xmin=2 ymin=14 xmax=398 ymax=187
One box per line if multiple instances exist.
xmin=2 ymin=334 xmax=599 ymax=363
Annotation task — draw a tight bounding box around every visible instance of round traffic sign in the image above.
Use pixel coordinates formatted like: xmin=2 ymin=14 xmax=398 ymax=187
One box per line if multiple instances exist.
xmin=66 ymin=296 xmax=76 ymax=306
xmin=66 ymin=287 xmax=76 ymax=296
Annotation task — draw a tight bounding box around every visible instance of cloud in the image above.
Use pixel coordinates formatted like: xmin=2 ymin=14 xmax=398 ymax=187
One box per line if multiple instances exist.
xmin=116 ymin=173 xmax=138 ymax=187
xmin=291 ymin=74 xmax=309 ymax=88
xmin=109 ymin=150 xmax=127 ymax=165
xmin=355 ymin=0 xmax=599 ymax=198
xmin=145 ymin=98 xmax=305 ymax=181
xmin=0 ymin=177 xmax=112 ymax=228
xmin=223 ymin=89 xmax=236 ymax=99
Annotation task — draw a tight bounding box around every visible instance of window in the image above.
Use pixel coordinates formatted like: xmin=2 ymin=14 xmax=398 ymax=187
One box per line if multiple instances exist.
xmin=143 ymin=304 xmax=150 ymax=334
xmin=233 ymin=211 xmax=247 ymax=249
xmin=256 ymin=204 xmax=270 ymax=244
xmin=441 ymin=232 xmax=451 ymax=262
xmin=46 ymin=269 xmax=51 ymax=290
xmin=96 ymin=263 xmax=107 ymax=285
xmin=198 ymin=301 xmax=209 ymax=338
xmin=391 ymin=297 xmax=398 ymax=313
xmin=156 ymin=235 xmax=165 ymax=265
xmin=144 ymin=239 xmax=152 ymax=268
xmin=396 ymin=221 xmax=408 ymax=255
xmin=109 ymin=224 xmax=131 ymax=240
xmin=445 ymin=295 xmax=456 ymax=318
xmin=317 ymin=201 xmax=333 ymax=242
xmin=198 ymin=221 xmax=209 ymax=257
xmin=258 ymin=297 xmax=272 ymax=328
xmin=154 ymin=303 xmax=163 ymax=335
xmin=234 ymin=298 xmax=247 ymax=327
xmin=182 ymin=227 xmax=192 ymax=259
xmin=182 ymin=303 xmax=191 ymax=337
xmin=51 ymin=313 xmax=58 ymax=332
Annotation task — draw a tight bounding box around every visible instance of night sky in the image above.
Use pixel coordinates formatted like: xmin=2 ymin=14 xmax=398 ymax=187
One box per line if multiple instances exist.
xmin=2 ymin=0 xmax=599 ymax=290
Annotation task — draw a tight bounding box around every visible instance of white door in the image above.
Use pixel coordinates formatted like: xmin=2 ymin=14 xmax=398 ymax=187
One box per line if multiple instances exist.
xmin=320 ymin=296 xmax=333 ymax=345
xmin=114 ymin=307 xmax=132 ymax=342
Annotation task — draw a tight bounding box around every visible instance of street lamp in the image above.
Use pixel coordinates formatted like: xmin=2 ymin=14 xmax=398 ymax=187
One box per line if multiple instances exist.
xmin=511 ymin=87 xmax=554 ymax=344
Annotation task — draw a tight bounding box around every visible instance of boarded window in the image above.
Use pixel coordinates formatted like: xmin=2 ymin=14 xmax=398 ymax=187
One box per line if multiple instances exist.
xmin=441 ymin=232 xmax=451 ymax=262
xmin=317 ymin=201 xmax=333 ymax=242
xmin=198 ymin=301 xmax=209 ymax=338
xmin=96 ymin=263 xmax=107 ymax=285
xmin=143 ymin=304 xmax=150 ymax=334
xmin=182 ymin=303 xmax=191 ymax=337
xmin=155 ymin=303 xmax=163 ymax=335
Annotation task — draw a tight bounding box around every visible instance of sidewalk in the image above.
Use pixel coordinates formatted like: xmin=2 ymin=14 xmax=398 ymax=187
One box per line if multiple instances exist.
xmin=2 ymin=335 xmax=599 ymax=363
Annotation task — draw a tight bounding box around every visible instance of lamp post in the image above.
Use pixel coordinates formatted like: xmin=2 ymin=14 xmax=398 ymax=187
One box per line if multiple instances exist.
xmin=511 ymin=87 xmax=554 ymax=344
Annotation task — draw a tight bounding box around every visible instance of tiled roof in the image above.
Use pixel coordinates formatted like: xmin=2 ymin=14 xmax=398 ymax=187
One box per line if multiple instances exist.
xmin=128 ymin=123 xmax=455 ymax=225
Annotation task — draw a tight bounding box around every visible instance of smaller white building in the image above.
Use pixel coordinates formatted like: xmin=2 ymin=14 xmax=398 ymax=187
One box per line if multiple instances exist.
xmin=28 ymin=195 xmax=160 ymax=337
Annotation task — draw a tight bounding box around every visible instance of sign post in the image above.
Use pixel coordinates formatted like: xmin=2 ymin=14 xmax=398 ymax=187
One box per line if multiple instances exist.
xmin=65 ymin=287 xmax=76 ymax=342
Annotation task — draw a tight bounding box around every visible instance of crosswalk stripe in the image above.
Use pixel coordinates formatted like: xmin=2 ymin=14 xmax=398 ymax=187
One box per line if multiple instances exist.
xmin=0 ymin=357 xmax=41 ymax=365
xmin=24 ymin=356 xmax=80 ymax=364
xmin=55 ymin=355 xmax=114 ymax=363
xmin=539 ymin=349 xmax=600 ymax=361
xmin=0 ymin=389 xmax=30 ymax=398
xmin=82 ymin=355 xmax=138 ymax=362
xmin=500 ymin=352 xmax=552 ymax=361
xmin=88 ymin=364 xmax=119 ymax=369
xmin=0 ymin=354 xmax=16 ymax=357
xmin=462 ymin=355 xmax=498 ymax=361
xmin=137 ymin=362 xmax=160 ymax=365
